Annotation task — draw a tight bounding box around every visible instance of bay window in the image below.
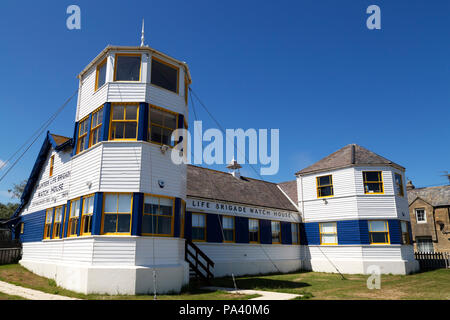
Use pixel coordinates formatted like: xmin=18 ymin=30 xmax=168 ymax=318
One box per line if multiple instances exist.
xmin=89 ymin=107 xmax=103 ymax=147
xmin=110 ymin=103 xmax=139 ymax=140
xmin=149 ymin=106 xmax=178 ymax=146
xmin=142 ymin=195 xmax=174 ymax=236
xmin=102 ymin=193 xmax=132 ymax=234
xmin=81 ymin=195 xmax=94 ymax=235
xmin=68 ymin=198 xmax=81 ymax=237
xmin=151 ymin=57 xmax=179 ymax=93
xmin=114 ymin=54 xmax=141 ymax=81
xmin=368 ymin=220 xmax=390 ymax=244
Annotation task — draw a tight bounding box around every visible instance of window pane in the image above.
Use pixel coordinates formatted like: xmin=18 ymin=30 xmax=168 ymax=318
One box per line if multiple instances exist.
xmin=223 ymin=217 xmax=234 ymax=229
xmin=401 ymin=221 xmax=408 ymax=233
xmin=83 ymin=215 xmax=92 ymax=234
xmin=371 ymin=232 xmax=388 ymax=243
xmin=104 ymin=194 xmax=117 ymax=213
xmin=125 ymin=105 xmax=138 ymax=120
xmin=124 ymin=122 xmax=137 ymax=139
xmin=103 ymin=214 xmax=117 ymax=233
xmin=142 ymin=214 xmax=157 ymax=234
xmin=321 ymin=222 xmax=336 ymax=233
xmin=115 ymin=55 xmax=141 ymax=81
xmin=249 ymin=219 xmax=258 ymax=231
xmin=318 ymin=175 xmax=331 ymax=186
xmin=369 ymin=221 xmax=387 ymax=232
xmin=161 ymin=128 xmax=173 ymax=146
xmin=150 ymin=126 xmax=163 ymax=143
xmin=97 ymin=63 xmax=107 ymax=88
xmin=157 ymin=216 xmax=172 ymax=235
xmin=249 ymin=231 xmax=258 ymax=242
xmin=192 ymin=228 xmax=205 ymax=240
xmin=112 ymin=122 xmax=125 ymax=139
xmin=97 ymin=109 xmax=103 ymax=125
xmin=364 ymin=171 xmax=381 ymax=182
xmin=151 ymin=59 xmax=178 ymax=92
xmin=112 ymin=105 xmax=125 ymax=120
xmin=192 ymin=214 xmax=205 ymax=227
xmin=224 ymin=229 xmax=233 ymax=242
xmin=365 ymin=183 xmax=382 ymax=193
xmin=150 ymin=109 xmax=164 ymax=126
xmin=117 ymin=214 xmax=131 ymax=232
xmin=321 ymin=234 xmax=337 ymax=244
xmin=46 ymin=210 xmax=53 ymax=223
xmin=118 ymin=194 xmax=132 ymax=212
xmin=165 ymin=113 xmax=177 ymax=129
xmin=319 ymin=186 xmax=333 ymax=197
xmin=159 ymin=203 xmax=173 ymax=216
xmin=271 ymin=221 xmax=280 ymax=232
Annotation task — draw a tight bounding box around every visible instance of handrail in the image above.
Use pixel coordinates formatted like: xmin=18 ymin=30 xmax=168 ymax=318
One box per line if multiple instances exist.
xmin=185 ymin=239 xmax=214 ymax=267
xmin=185 ymin=239 xmax=215 ymax=281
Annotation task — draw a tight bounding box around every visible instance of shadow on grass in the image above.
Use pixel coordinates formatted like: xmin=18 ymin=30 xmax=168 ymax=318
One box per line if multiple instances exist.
xmin=212 ymin=277 xmax=311 ymax=291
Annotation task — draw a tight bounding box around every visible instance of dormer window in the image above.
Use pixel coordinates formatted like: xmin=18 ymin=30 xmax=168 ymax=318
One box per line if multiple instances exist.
xmin=95 ymin=58 xmax=107 ymax=90
xmin=151 ymin=57 xmax=179 ymax=93
xmin=317 ymin=175 xmax=333 ymax=198
xmin=114 ymin=54 xmax=141 ymax=81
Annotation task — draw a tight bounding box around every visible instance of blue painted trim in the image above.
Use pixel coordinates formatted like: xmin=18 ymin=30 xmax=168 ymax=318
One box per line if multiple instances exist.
xmin=91 ymin=193 xmax=103 ymax=235
xmin=63 ymin=200 xmax=71 ymax=238
xmin=235 ymin=216 xmax=249 ymax=244
xmin=281 ymin=221 xmax=291 ymax=244
xmin=71 ymin=122 xmax=79 ymax=156
xmin=19 ymin=210 xmax=46 ymax=243
xmin=184 ymin=211 xmax=192 ymax=240
xmin=138 ymin=102 xmax=148 ymax=141
xmin=206 ymin=213 xmax=223 ymax=243
xmin=84 ymin=114 xmax=92 ymax=151
xmin=358 ymin=220 xmax=370 ymax=245
xmin=173 ymin=198 xmax=181 ymax=238
xmin=48 ymin=207 xmax=55 ymax=239
xmin=59 ymin=204 xmax=66 ymax=239
xmin=131 ymin=193 xmax=143 ymax=236
xmin=259 ymin=219 xmax=272 ymax=244
xmin=101 ymin=103 xmax=111 ymax=142
xmin=304 ymin=222 xmax=320 ymax=245
xmin=388 ymin=219 xmax=401 ymax=244
xmin=76 ymin=196 xmax=84 ymax=236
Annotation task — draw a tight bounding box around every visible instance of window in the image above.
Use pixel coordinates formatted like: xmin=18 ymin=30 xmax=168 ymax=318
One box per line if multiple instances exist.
xmin=291 ymin=223 xmax=300 ymax=244
xmin=416 ymin=237 xmax=434 ymax=253
xmin=271 ymin=221 xmax=281 ymax=244
xmin=363 ymin=171 xmax=384 ymax=194
xmin=20 ymin=223 xmax=24 ymax=234
xmin=142 ymin=195 xmax=174 ymax=236
xmin=110 ymin=103 xmax=139 ymax=140
xmin=44 ymin=208 xmax=53 ymax=239
xmin=151 ymin=57 xmax=179 ymax=93
xmin=249 ymin=219 xmax=259 ymax=243
xmin=192 ymin=213 xmax=206 ymax=241
xmin=68 ymin=198 xmax=81 ymax=237
xmin=319 ymin=222 xmax=337 ymax=245
xmin=368 ymin=220 xmax=390 ymax=244
xmin=89 ymin=107 xmax=103 ymax=147
xmin=148 ymin=107 xmax=178 ymax=146
xmin=223 ymin=216 xmax=235 ymax=242
xmin=95 ymin=58 xmax=107 ymax=90
xmin=102 ymin=193 xmax=132 ymax=234
xmin=77 ymin=117 xmax=89 ymax=154
xmin=49 ymin=155 xmax=54 ymax=177
xmin=400 ymin=221 xmax=411 ymax=245
xmin=81 ymin=195 xmax=94 ymax=235
xmin=114 ymin=54 xmax=141 ymax=81
xmin=415 ymin=209 xmax=426 ymax=223
xmin=394 ymin=173 xmax=404 ymax=197
xmin=52 ymin=206 xmax=63 ymax=239
xmin=317 ymin=175 xmax=333 ymax=198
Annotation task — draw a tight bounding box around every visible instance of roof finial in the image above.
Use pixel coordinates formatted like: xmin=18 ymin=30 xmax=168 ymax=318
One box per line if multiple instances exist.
xmin=140 ymin=19 xmax=145 ymax=47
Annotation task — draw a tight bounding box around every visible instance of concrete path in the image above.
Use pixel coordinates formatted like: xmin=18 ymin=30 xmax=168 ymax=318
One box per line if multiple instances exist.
xmin=0 ymin=280 xmax=80 ymax=300
xmin=202 ymin=286 xmax=302 ymax=300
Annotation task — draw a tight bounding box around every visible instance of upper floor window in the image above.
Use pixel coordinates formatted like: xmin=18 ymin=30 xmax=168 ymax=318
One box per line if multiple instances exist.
xmin=77 ymin=117 xmax=89 ymax=154
xmin=102 ymin=193 xmax=132 ymax=234
xmin=44 ymin=208 xmax=53 ymax=239
xmin=149 ymin=107 xmax=178 ymax=146
xmin=394 ymin=173 xmax=404 ymax=197
xmin=319 ymin=222 xmax=337 ymax=245
xmin=142 ymin=195 xmax=174 ymax=236
xmin=151 ymin=57 xmax=179 ymax=93
xmin=416 ymin=237 xmax=434 ymax=253
xmin=89 ymin=107 xmax=103 ymax=147
xmin=249 ymin=219 xmax=259 ymax=243
xmin=52 ymin=206 xmax=63 ymax=239
xmin=110 ymin=103 xmax=139 ymax=140
xmin=192 ymin=213 xmax=206 ymax=241
xmin=368 ymin=220 xmax=390 ymax=244
xmin=114 ymin=54 xmax=141 ymax=81
xmin=95 ymin=58 xmax=107 ymax=90
xmin=415 ymin=209 xmax=426 ymax=223
xmin=223 ymin=216 xmax=235 ymax=243
xmin=291 ymin=223 xmax=300 ymax=244
xmin=363 ymin=171 xmax=384 ymax=194
xmin=81 ymin=195 xmax=95 ymax=235
xmin=68 ymin=198 xmax=81 ymax=237
xmin=400 ymin=221 xmax=411 ymax=245
xmin=317 ymin=175 xmax=333 ymax=198
xmin=271 ymin=221 xmax=281 ymax=244
xmin=49 ymin=155 xmax=55 ymax=177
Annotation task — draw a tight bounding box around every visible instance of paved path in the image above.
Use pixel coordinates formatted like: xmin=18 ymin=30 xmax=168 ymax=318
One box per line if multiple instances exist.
xmin=0 ymin=280 xmax=80 ymax=300
xmin=202 ymin=286 xmax=301 ymax=300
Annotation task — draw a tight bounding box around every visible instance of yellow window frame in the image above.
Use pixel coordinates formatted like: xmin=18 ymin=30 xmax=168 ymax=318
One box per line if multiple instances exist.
xmin=249 ymin=218 xmax=260 ymax=244
xmin=316 ymin=174 xmax=333 ymax=198
xmin=101 ymin=192 xmax=133 ymax=235
xmin=52 ymin=206 xmax=64 ymax=239
xmin=109 ymin=103 xmax=139 ymax=141
xmin=222 ymin=215 xmax=235 ymax=243
xmin=95 ymin=58 xmax=107 ymax=91
xmin=148 ymin=104 xmax=179 ymax=147
xmin=89 ymin=106 xmax=104 ymax=147
xmin=363 ymin=171 xmax=384 ymax=194
xmin=81 ymin=194 xmax=95 ymax=236
xmin=77 ymin=116 xmax=89 ymax=154
xmin=394 ymin=173 xmax=404 ymax=197
xmin=67 ymin=198 xmax=81 ymax=237
xmin=291 ymin=223 xmax=300 ymax=244
xmin=113 ymin=53 xmax=142 ymax=82
xmin=43 ymin=208 xmax=53 ymax=239
xmin=271 ymin=221 xmax=281 ymax=244
xmin=319 ymin=222 xmax=338 ymax=245
xmin=368 ymin=220 xmax=390 ymax=245
xmin=49 ymin=155 xmax=55 ymax=177
xmin=141 ymin=194 xmax=175 ymax=237
xmin=191 ymin=212 xmax=207 ymax=242
xmin=151 ymin=56 xmax=180 ymax=94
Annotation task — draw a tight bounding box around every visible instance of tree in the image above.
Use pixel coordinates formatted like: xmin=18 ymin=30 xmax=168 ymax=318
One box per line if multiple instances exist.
xmin=8 ymin=180 xmax=27 ymax=200
xmin=0 ymin=203 xmax=19 ymax=219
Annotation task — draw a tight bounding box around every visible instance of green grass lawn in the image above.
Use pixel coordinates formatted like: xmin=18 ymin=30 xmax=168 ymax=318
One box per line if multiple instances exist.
xmin=0 ymin=263 xmax=449 ymax=300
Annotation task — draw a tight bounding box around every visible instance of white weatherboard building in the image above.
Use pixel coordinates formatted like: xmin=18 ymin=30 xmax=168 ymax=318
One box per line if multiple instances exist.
xmin=10 ymin=42 xmax=419 ymax=295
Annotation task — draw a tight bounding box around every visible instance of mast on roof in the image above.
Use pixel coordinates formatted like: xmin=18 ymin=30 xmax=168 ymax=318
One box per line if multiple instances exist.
xmin=140 ymin=19 xmax=145 ymax=47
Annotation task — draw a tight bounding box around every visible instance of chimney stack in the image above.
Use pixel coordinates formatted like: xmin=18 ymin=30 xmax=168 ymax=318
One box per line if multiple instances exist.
xmin=406 ymin=180 xmax=415 ymax=191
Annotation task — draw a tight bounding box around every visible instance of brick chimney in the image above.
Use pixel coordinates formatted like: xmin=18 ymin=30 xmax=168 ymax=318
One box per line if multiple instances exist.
xmin=406 ymin=180 xmax=415 ymax=191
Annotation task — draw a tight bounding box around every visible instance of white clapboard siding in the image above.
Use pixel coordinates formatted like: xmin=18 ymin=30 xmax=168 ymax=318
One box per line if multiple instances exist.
xmin=99 ymin=142 xmax=142 ymax=192
xmin=305 ymin=245 xmax=364 ymax=260
xmin=135 ymin=237 xmax=185 ymax=266
xmin=361 ymin=246 xmax=403 ymax=261
xmin=140 ymin=143 xmax=186 ymax=198
xmin=107 ymin=82 xmax=147 ymax=103
xmin=302 ymin=196 xmax=359 ymax=222
xmin=91 ymin=237 xmax=136 ymax=266
xmin=355 ymin=195 xmax=398 ymax=218
xmin=21 ymin=149 xmax=72 ymax=215
xmin=147 ymin=85 xmax=186 ymax=115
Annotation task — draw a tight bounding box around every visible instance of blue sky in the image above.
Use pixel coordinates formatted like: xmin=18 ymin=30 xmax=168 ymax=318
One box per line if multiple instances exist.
xmin=0 ymin=0 xmax=449 ymax=203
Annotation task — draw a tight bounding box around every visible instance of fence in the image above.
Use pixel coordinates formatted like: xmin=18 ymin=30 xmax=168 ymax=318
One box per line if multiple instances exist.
xmin=0 ymin=240 xmax=22 ymax=265
xmin=414 ymin=252 xmax=450 ymax=271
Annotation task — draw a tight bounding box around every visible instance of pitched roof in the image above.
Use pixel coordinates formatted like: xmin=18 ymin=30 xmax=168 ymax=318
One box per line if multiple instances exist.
xmin=277 ymin=180 xmax=298 ymax=205
xmin=296 ymin=144 xmax=404 ymax=175
xmin=187 ymin=165 xmax=298 ymax=211
xmin=407 ymin=185 xmax=450 ymax=207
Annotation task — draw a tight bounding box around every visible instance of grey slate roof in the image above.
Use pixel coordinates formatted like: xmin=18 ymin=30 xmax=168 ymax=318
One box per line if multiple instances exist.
xmin=296 ymin=144 xmax=404 ymax=175
xmin=187 ymin=165 xmax=298 ymax=211
xmin=407 ymin=185 xmax=450 ymax=207
xmin=277 ymin=180 xmax=298 ymax=205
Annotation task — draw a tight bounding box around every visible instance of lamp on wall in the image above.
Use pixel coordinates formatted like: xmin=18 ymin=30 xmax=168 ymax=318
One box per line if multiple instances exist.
xmin=160 ymin=145 xmax=169 ymax=154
